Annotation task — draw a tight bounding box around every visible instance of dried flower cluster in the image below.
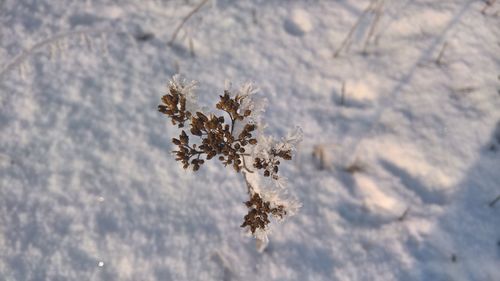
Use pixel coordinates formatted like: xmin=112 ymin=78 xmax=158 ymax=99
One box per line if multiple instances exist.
xmin=158 ymin=85 xmax=191 ymax=128
xmin=254 ymin=147 xmax=292 ymax=179
xmin=158 ymin=75 xmax=300 ymax=248
xmin=160 ymin=83 xmax=264 ymax=173
xmin=241 ymin=193 xmax=286 ymax=233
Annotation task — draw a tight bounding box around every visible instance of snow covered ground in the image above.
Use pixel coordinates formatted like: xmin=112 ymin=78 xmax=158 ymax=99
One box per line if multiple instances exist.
xmin=1 ymin=0 xmax=499 ymax=280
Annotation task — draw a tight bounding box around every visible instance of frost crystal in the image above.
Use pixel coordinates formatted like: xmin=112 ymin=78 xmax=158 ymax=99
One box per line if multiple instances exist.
xmin=170 ymin=74 xmax=199 ymax=113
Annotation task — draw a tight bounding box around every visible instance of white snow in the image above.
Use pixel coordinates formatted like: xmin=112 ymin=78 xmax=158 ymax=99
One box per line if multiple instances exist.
xmin=1 ymin=0 xmax=499 ymax=280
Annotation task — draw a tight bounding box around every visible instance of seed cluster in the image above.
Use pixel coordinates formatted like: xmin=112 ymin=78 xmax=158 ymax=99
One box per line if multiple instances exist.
xmin=158 ymin=80 xmax=294 ymax=235
xmin=254 ymin=148 xmax=292 ymax=179
xmin=158 ymin=84 xmax=191 ymax=128
xmin=241 ymin=193 xmax=286 ymax=234
xmin=216 ymin=90 xmax=252 ymax=123
xmin=159 ymin=85 xmax=258 ymax=172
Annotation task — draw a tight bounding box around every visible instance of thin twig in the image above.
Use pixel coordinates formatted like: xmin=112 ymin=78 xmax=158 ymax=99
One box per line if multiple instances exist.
xmin=489 ymin=195 xmax=500 ymax=207
xmin=188 ymin=36 xmax=195 ymax=57
xmin=362 ymin=0 xmax=384 ymax=54
xmin=436 ymin=42 xmax=448 ymax=65
xmin=312 ymin=145 xmax=326 ymax=170
xmin=340 ymin=81 xmax=346 ymax=106
xmin=242 ymin=171 xmax=255 ymax=195
xmin=333 ymin=1 xmax=375 ymax=57
xmin=168 ymin=0 xmax=209 ymax=45
xmin=398 ymin=207 xmax=410 ymax=221
xmin=241 ymin=156 xmax=254 ymax=174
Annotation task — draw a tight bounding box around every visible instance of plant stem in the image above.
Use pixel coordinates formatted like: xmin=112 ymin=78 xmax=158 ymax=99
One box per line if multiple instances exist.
xmin=168 ymin=0 xmax=210 ymax=45
xmin=241 ymin=155 xmax=254 ymax=174
xmin=242 ymin=171 xmax=255 ymax=195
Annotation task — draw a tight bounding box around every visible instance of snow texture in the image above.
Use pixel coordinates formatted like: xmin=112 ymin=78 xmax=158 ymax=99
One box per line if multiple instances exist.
xmin=1 ymin=0 xmax=499 ymax=280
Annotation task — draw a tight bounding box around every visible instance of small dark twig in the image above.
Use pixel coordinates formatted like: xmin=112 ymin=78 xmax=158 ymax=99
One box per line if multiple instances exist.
xmin=340 ymin=81 xmax=346 ymax=106
xmin=188 ymin=36 xmax=195 ymax=57
xmin=312 ymin=145 xmax=326 ymax=170
xmin=398 ymin=207 xmax=410 ymax=221
xmin=489 ymin=195 xmax=500 ymax=207
xmin=436 ymin=42 xmax=448 ymax=66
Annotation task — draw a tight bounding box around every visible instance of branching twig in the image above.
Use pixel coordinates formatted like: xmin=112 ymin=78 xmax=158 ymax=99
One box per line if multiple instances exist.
xmin=168 ymin=0 xmax=210 ymax=45
xmin=333 ymin=1 xmax=376 ymax=57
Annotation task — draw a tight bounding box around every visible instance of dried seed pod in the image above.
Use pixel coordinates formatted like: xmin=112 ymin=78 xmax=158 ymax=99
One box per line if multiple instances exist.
xmin=190 ymin=127 xmax=202 ymax=136
xmin=180 ymin=131 xmax=189 ymax=144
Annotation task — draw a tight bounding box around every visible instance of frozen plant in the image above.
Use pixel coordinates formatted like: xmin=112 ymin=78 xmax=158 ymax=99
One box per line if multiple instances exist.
xmin=158 ymin=75 xmax=301 ymax=251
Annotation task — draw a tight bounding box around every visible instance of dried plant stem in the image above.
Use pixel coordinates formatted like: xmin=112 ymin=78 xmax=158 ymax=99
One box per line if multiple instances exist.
xmin=241 ymin=156 xmax=254 ymax=174
xmin=340 ymin=81 xmax=346 ymax=106
xmin=312 ymin=145 xmax=326 ymax=170
xmin=362 ymin=0 xmax=384 ymax=53
xmin=188 ymin=36 xmax=195 ymax=57
xmin=333 ymin=1 xmax=375 ymax=57
xmin=168 ymin=0 xmax=209 ymax=45
xmin=489 ymin=195 xmax=500 ymax=207
xmin=242 ymin=171 xmax=255 ymax=195
xmin=436 ymin=42 xmax=448 ymax=65
xmin=398 ymin=207 xmax=410 ymax=221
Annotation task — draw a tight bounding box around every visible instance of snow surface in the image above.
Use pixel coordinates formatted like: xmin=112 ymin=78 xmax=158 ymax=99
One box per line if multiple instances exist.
xmin=1 ymin=0 xmax=499 ymax=280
